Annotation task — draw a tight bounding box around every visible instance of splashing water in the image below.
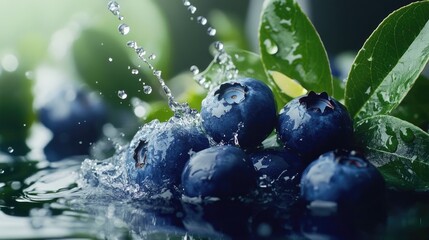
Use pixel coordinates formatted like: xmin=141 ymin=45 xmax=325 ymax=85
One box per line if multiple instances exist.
xmin=181 ymin=0 xmax=238 ymax=90
xmin=108 ymin=1 xmax=193 ymax=116
xmin=7 ymin=146 xmax=14 ymax=153
xmin=117 ymin=90 xmax=127 ymax=99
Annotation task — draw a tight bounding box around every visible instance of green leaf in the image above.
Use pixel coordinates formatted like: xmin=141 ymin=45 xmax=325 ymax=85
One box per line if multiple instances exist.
xmin=345 ymin=1 xmax=429 ymax=121
xmin=259 ymin=0 xmax=333 ymax=97
xmin=332 ymin=77 xmax=346 ymax=102
xmin=355 ymin=115 xmax=429 ymax=191
xmin=209 ymin=10 xmax=250 ymax=51
xmin=392 ymin=75 xmax=429 ymax=129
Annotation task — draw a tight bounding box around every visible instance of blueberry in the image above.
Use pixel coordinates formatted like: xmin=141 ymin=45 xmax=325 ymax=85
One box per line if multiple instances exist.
xmin=249 ymin=148 xmax=303 ymax=191
xmin=277 ymin=91 xmax=353 ymax=162
xmin=201 ymin=78 xmax=277 ymax=149
xmin=38 ymin=88 xmax=107 ymax=161
xmin=126 ymin=118 xmax=210 ymax=197
xmin=300 ymin=150 xmax=385 ymax=212
xmin=181 ymin=145 xmax=257 ymax=199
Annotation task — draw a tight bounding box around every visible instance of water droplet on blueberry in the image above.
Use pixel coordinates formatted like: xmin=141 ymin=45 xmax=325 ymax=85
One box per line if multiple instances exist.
xmin=217 ymin=83 xmax=247 ymax=104
xmin=133 ymin=140 xmax=148 ymax=168
xmin=299 ymin=91 xmax=335 ymax=113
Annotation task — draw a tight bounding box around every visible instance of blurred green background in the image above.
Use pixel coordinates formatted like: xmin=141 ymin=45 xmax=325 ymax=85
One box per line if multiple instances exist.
xmin=0 ymin=0 xmax=253 ymax=156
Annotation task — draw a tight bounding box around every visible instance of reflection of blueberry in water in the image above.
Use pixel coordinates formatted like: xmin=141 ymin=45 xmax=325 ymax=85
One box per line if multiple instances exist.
xmin=126 ymin=118 xmax=210 ymax=198
xmin=250 ymin=203 xmax=302 ymax=240
xmin=300 ymin=210 xmax=358 ymax=240
xmin=38 ymin=88 xmax=108 ymax=161
xmin=125 ymin=202 xmax=186 ymax=236
xmin=182 ymin=200 xmax=252 ymax=239
xmin=201 ymin=78 xmax=277 ymax=149
xmin=277 ymin=91 xmax=353 ymax=162
xmin=181 ymin=145 xmax=257 ymax=200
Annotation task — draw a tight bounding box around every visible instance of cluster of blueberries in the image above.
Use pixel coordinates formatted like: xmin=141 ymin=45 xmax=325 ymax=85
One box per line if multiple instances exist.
xmin=126 ymin=77 xmax=386 ymax=215
xmin=38 ymin=78 xmax=387 ymax=237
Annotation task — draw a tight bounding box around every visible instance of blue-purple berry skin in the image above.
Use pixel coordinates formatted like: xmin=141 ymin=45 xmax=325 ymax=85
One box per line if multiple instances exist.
xmin=277 ymin=91 xmax=353 ymax=162
xmin=201 ymin=78 xmax=277 ymax=149
xmin=181 ymin=145 xmax=257 ymax=199
xmin=300 ymin=150 xmax=385 ymax=211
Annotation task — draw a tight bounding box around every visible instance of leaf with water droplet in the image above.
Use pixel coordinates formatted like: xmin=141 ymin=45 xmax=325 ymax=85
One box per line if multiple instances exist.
xmin=345 ymin=1 xmax=429 ymax=122
xmin=355 ymin=115 xmax=429 ymax=191
xmin=392 ymin=75 xmax=429 ymax=129
xmin=259 ymin=0 xmax=333 ymax=96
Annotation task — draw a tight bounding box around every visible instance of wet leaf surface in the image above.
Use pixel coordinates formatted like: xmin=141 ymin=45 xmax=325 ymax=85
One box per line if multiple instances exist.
xmin=259 ymin=0 xmax=333 ymax=97
xmin=345 ymin=1 xmax=429 ymax=121
xmin=355 ymin=115 xmax=429 ymax=191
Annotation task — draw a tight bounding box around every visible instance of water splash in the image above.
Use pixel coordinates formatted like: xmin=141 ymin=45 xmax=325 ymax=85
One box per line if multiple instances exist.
xmin=7 ymin=147 xmax=14 ymax=153
xmin=143 ymin=84 xmax=152 ymax=94
xmin=182 ymin=0 xmax=238 ymax=90
xmin=117 ymin=90 xmax=127 ymax=100
xmin=107 ymin=1 xmax=192 ymax=116
xmin=118 ymin=23 xmax=130 ymax=35
xmin=190 ymin=65 xmax=199 ymax=75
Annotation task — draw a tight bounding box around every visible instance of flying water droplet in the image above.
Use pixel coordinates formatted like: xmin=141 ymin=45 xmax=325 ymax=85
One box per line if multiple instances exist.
xmin=216 ymin=52 xmax=229 ymax=64
xmin=188 ymin=5 xmax=197 ymax=14
xmin=117 ymin=90 xmax=127 ymax=99
xmin=118 ymin=23 xmax=130 ymax=35
xmin=196 ymin=75 xmax=206 ymax=85
xmin=127 ymin=41 xmax=137 ymax=49
xmin=207 ymin=27 xmax=217 ymax=36
xmin=183 ymin=0 xmax=191 ymax=6
xmin=108 ymin=57 xmax=113 ymax=62
xmin=214 ymin=41 xmax=224 ymax=51
xmin=197 ymin=16 xmax=207 ymax=25
xmin=108 ymin=1 xmax=120 ymax=15
xmin=153 ymin=70 xmax=162 ymax=78
xmin=143 ymin=84 xmax=152 ymax=94
xmin=7 ymin=147 xmax=14 ymax=153
xmin=131 ymin=69 xmax=139 ymax=75
xmin=136 ymin=47 xmax=146 ymax=58
xmin=190 ymin=65 xmax=199 ymax=75
xmin=148 ymin=54 xmax=156 ymax=60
